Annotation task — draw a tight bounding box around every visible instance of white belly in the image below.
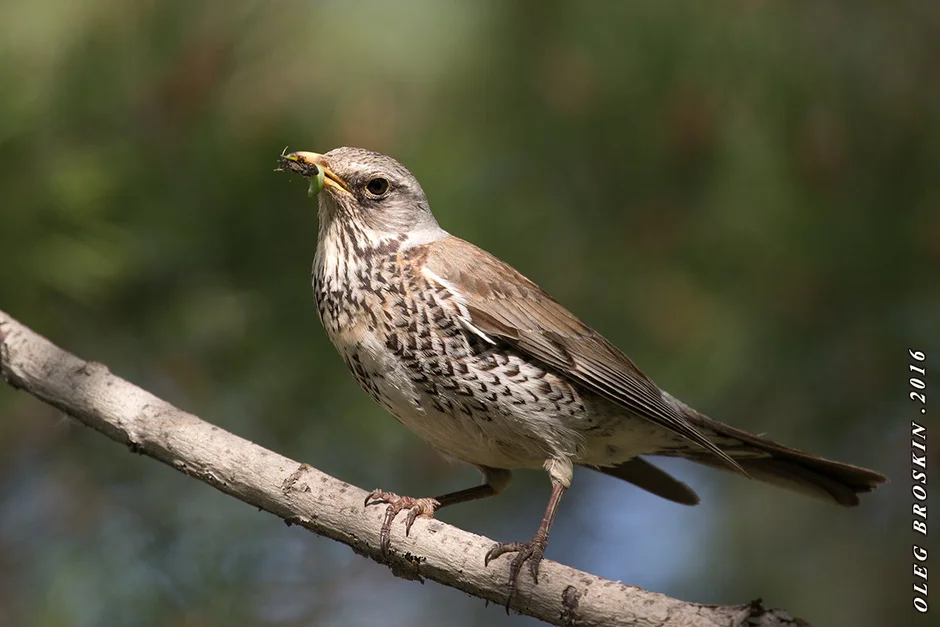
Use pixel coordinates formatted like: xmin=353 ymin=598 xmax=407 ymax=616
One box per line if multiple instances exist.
xmin=328 ymin=323 xmax=678 ymax=471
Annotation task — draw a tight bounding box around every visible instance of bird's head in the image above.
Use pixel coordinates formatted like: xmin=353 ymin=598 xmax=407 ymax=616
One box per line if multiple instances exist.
xmin=279 ymin=147 xmax=445 ymax=241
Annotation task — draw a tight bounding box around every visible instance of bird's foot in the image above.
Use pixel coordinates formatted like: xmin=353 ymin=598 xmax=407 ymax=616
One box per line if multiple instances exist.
xmin=364 ymin=490 xmax=440 ymax=553
xmin=484 ymin=536 xmax=548 ymax=611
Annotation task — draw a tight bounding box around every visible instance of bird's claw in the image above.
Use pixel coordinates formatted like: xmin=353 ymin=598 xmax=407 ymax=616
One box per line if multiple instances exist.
xmin=485 ymin=538 xmax=547 ymax=612
xmin=364 ymin=489 xmax=440 ymax=553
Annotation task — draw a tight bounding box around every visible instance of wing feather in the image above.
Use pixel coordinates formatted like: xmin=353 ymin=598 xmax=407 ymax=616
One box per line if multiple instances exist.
xmin=423 ymin=236 xmax=744 ymax=474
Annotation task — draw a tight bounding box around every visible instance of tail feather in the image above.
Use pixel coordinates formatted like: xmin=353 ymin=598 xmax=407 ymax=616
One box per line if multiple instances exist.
xmin=675 ymin=410 xmax=887 ymax=507
xmin=676 ymin=447 xmax=883 ymax=506
xmin=585 ymin=458 xmax=700 ymax=506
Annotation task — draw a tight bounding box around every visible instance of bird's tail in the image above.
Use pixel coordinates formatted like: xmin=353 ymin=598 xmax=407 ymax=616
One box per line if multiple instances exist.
xmin=671 ymin=408 xmax=887 ymax=506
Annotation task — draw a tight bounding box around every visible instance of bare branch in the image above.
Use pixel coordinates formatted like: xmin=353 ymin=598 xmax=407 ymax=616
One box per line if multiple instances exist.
xmin=0 ymin=310 xmax=808 ymax=627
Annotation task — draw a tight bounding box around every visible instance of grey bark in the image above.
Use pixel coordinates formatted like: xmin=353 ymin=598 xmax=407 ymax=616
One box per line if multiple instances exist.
xmin=0 ymin=310 xmax=808 ymax=627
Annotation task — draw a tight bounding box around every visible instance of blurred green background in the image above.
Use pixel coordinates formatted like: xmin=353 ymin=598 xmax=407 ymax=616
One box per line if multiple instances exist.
xmin=1 ymin=1 xmax=936 ymax=626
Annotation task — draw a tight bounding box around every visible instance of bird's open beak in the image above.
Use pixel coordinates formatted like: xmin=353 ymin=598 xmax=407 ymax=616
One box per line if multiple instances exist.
xmin=278 ymin=150 xmax=352 ymax=196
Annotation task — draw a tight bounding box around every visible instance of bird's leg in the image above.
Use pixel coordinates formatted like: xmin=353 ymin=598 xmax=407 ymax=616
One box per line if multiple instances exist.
xmin=365 ymin=466 xmax=511 ymax=553
xmin=484 ymin=458 xmax=570 ymax=609
xmin=485 ymin=482 xmax=565 ymax=587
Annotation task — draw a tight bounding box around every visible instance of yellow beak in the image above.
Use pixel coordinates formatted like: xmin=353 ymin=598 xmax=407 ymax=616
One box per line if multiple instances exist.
xmin=279 ymin=151 xmax=351 ymax=195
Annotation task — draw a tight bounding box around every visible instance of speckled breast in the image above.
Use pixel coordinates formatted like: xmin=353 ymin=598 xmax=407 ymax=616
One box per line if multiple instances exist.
xmin=313 ymin=244 xmax=609 ymax=469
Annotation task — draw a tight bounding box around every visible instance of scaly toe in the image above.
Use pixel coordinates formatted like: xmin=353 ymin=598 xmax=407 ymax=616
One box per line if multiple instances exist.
xmin=526 ymin=547 xmax=544 ymax=584
xmin=484 ymin=539 xmax=547 ymax=611
xmin=364 ymin=488 xmax=395 ymax=508
xmin=404 ymin=498 xmax=440 ymax=536
xmin=363 ymin=491 xmax=440 ymax=553
xmin=485 ymin=541 xmax=525 ymax=567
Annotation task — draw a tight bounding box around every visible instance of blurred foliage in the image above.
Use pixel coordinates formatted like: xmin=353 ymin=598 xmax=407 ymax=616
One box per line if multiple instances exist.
xmin=1 ymin=1 xmax=936 ymax=626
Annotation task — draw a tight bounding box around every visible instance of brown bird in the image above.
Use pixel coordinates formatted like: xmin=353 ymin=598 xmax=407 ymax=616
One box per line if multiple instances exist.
xmin=278 ymin=147 xmax=886 ymax=600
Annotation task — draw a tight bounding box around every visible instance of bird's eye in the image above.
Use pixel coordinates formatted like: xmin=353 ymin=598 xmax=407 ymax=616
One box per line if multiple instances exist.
xmin=365 ymin=177 xmax=390 ymax=197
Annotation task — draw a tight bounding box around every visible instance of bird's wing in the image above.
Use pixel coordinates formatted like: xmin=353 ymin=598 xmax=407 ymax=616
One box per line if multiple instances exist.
xmin=421 ymin=236 xmax=743 ymax=473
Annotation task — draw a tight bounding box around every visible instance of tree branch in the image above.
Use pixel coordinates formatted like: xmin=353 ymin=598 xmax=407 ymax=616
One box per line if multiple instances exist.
xmin=0 ymin=310 xmax=808 ymax=627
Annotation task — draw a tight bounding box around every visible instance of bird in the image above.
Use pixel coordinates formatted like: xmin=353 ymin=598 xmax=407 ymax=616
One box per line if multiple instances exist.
xmin=277 ymin=146 xmax=886 ymax=602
